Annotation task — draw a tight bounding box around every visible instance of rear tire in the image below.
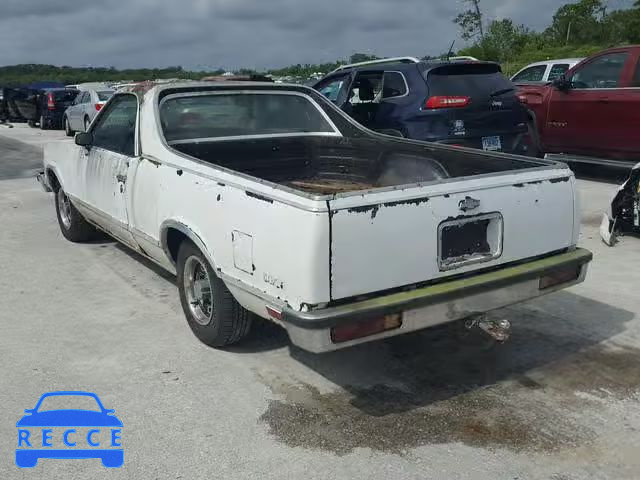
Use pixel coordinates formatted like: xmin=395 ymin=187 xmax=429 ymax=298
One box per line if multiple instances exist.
xmin=54 ymin=187 xmax=96 ymax=242
xmin=64 ymin=116 xmax=74 ymax=137
xmin=526 ymin=120 xmax=543 ymax=158
xmin=177 ymin=241 xmax=252 ymax=347
xmin=39 ymin=115 xmax=48 ymax=130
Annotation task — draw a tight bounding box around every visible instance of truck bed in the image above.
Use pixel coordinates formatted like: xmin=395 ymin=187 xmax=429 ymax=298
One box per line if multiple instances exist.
xmin=171 ymin=136 xmax=544 ymax=195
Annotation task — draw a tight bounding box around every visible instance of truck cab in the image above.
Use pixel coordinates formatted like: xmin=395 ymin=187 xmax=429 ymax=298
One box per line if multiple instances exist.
xmin=520 ymin=46 xmax=640 ymax=167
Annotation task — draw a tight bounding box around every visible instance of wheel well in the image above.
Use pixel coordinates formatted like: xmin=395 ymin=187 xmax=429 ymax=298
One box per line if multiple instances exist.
xmin=165 ymin=228 xmax=189 ymax=264
xmin=47 ymin=169 xmax=61 ymax=192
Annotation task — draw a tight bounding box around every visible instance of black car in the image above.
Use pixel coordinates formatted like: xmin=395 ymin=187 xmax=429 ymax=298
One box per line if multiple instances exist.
xmin=313 ymin=57 xmax=535 ymax=155
xmin=37 ymin=88 xmax=79 ymax=130
xmin=0 ymin=87 xmax=40 ymax=124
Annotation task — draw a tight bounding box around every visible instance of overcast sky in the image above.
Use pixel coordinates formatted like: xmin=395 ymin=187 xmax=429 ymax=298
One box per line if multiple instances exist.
xmin=0 ymin=0 xmax=634 ymax=70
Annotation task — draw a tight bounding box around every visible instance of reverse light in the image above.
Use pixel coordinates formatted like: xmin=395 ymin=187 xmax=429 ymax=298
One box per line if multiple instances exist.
xmin=425 ymin=96 xmax=470 ymax=109
xmin=95 ymin=103 xmax=103 ymax=111
xmin=331 ymin=314 xmax=402 ymax=344
xmin=47 ymin=92 xmax=55 ymax=110
xmin=539 ymin=266 xmax=581 ymax=290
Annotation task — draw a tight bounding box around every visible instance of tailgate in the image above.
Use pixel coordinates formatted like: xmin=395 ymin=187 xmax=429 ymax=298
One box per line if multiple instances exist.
xmin=328 ymin=167 xmax=577 ymax=300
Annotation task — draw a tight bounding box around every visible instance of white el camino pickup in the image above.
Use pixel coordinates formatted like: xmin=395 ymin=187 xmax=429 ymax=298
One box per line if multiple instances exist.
xmin=38 ymin=82 xmax=592 ymax=353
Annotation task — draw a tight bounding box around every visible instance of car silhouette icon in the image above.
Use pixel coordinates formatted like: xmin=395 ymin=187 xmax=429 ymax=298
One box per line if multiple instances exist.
xmin=16 ymin=391 xmax=123 ymax=468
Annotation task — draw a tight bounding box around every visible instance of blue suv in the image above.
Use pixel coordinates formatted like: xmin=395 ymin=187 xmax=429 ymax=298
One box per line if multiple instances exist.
xmin=313 ymin=57 xmax=535 ymax=155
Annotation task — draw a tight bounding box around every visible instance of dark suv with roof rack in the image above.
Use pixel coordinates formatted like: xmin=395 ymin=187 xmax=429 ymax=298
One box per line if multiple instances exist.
xmin=313 ymin=57 xmax=536 ymax=155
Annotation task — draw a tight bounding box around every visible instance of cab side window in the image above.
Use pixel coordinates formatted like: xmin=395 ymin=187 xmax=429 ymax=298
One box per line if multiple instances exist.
xmin=512 ymin=65 xmax=547 ymax=83
xmin=90 ymin=95 xmax=137 ymax=156
xmin=570 ymin=52 xmax=629 ymax=89
xmin=548 ymin=64 xmax=570 ymax=82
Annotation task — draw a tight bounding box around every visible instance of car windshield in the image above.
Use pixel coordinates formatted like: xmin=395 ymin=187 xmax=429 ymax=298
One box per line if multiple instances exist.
xmin=97 ymin=91 xmax=114 ymax=101
xmin=36 ymin=395 xmax=102 ymax=412
xmin=160 ymin=92 xmax=337 ymax=143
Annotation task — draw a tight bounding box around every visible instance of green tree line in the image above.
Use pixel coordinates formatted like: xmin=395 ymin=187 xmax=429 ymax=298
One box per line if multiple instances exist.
xmin=456 ymin=0 xmax=640 ymax=75
xmin=1 ymin=0 xmax=639 ymax=86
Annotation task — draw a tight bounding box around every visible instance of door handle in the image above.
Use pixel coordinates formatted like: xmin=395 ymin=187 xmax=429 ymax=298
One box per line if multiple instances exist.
xmin=116 ymin=174 xmax=127 ymax=183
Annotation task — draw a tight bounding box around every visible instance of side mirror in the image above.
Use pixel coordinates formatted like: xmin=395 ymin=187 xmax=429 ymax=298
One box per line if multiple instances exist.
xmin=75 ymin=132 xmax=93 ymax=147
xmin=552 ymin=75 xmax=570 ymax=92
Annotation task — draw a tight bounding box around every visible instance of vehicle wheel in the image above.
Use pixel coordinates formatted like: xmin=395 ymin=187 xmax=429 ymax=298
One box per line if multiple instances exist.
xmin=39 ymin=115 xmax=48 ymax=130
xmin=177 ymin=241 xmax=252 ymax=347
xmin=84 ymin=117 xmax=90 ymax=132
xmin=27 ymin=120 xmax=36 ymax=128
xmin=64 ymin=117 xmax=74 ymax=137
xmin=525 ymin=121 xmax=543 ymax=158
xmin=55 ymin=187 xmax=96 ymax=242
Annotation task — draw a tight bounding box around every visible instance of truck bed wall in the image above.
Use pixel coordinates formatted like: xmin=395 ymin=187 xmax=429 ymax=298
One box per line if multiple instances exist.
xmin=173 ymin=136 xmax=544 ymax=195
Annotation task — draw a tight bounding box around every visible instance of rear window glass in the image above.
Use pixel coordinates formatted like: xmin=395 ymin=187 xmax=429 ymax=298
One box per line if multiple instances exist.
xmin=425 ymin=63 xmax=514 ymax=97
xmin=160 ymin=93 xmax=336 ymax=143
xmin=97 ymin=91 xmax=114 ymax=101
xmin=53 ymin=91 xmax=78 ymax=102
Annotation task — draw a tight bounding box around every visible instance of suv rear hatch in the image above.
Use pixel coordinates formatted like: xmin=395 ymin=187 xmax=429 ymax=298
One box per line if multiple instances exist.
xmin=421 ymin=63 xmax=529 ymax=153
xmin=328 ymin=164 xmax=577 ymax=301
xmin=49 ymin=90 xmax=79 ymax=113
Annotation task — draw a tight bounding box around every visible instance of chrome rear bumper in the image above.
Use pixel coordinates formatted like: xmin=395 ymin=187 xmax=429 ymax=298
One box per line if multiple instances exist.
xmin=283 ymin=249 xmax=592 ymax=353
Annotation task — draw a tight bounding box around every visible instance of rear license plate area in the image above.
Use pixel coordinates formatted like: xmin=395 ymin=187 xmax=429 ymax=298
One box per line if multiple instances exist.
xmin=482 ymin=136 xmax=502 ymax=151
xmin=438 ymin=213 xmax=503 ymax=271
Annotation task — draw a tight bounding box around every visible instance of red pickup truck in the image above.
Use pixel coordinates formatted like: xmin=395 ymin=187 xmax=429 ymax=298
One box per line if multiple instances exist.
xmin=518 ymin=46 xmax=640 ymax=168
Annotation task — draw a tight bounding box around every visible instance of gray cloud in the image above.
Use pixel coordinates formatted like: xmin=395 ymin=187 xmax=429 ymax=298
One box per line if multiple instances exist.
xmin=0 ymin=0 xmax=635 ymax=70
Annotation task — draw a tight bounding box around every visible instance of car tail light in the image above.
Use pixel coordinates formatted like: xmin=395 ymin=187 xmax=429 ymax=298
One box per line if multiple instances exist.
xmin=331 ymin=314 xmax=402 ymax=344
xmin=539 ymin=266 xmax=581 ymax=290
xmin=47 ymin=92 xmax=55 ymax=110
xmin=265 ymin=306 xmax=282 ymax=321
xmin=517 ymin=94 xmax=529 ymax=104
xmin=95 ymin=103 xmax=103 ymax=111
xmin=425 ymin=96 xmax=470 ymax=109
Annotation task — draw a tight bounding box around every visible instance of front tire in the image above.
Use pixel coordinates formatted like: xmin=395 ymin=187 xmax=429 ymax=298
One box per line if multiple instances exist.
xmin=64 ymin=116 xmax=74 ymax=137
xmin=39 ymin=115 xmax=48 ymax=130
xmin=177 ymin=241 xmax=252 ymax=347
xmin=55 ymin=187 xmax=96 ymax=242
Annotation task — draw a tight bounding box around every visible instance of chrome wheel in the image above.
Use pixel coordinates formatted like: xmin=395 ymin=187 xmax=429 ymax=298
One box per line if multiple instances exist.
xmin=57 ymin=189 xmax=72 ymax=230
xmin=183 ymin=256 xmax=214 ymax=325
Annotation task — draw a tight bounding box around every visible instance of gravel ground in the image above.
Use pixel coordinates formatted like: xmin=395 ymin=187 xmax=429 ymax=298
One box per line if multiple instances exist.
xmin=1 ymin=124 xmax=639 ymax=480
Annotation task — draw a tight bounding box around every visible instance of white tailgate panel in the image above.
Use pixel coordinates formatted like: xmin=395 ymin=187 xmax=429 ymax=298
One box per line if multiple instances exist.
xmin=329 ymin=177 xmax=575 ymax=300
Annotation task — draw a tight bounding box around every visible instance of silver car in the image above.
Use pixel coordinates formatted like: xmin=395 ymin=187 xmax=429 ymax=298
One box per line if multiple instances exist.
xmin=63 ymin=88 xmax=114 ymax=136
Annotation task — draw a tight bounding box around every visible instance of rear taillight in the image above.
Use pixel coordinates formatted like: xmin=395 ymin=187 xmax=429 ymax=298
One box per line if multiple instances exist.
xmin=331 ymin=314 xmax=402 ymax=344
xmin=539 ymin=266 xmax=581 ymax=290
xmin=47 ymin=92 xmax=55 ymax=110
xmin=424 ymin=96 xmax=470 ymax=109
xmin=95 ymin=103 xmax=103 ymax=111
